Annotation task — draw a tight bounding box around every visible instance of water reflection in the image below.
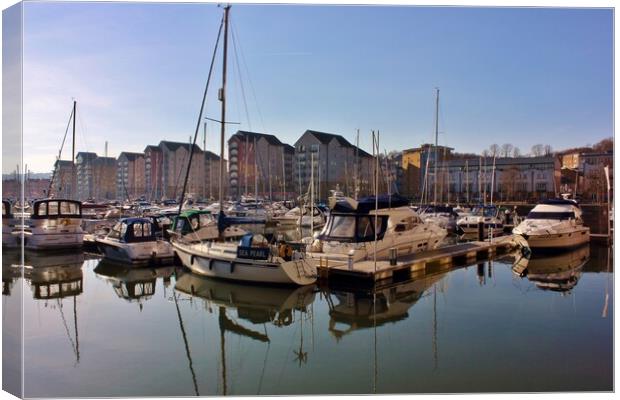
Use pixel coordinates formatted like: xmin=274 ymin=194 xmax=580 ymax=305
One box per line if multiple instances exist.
xmin=174 ymin=272 xmax=317 ymax=395
xmin=94 ymin=260 xmax=176 ymax=309
xmin=323 ymin=274 xmax=444 ymax=340
xmin=22 ymin=250 xmax=84 ymax=300
xmin=512 ymin=245 xmax=590 ymax=293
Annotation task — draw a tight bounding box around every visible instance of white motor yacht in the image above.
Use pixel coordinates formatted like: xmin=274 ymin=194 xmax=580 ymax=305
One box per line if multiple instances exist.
xmin=512 ymin=198 xmax=590 ymax=250
xmin=418 ymin=205 xmax=460 ymax=231
xmin=275 ymin=205 xmax=326 ymax=228
xmin=456 ymin=205 xmax=505 ymax=236
xmin=19 ymin=199 xmax=84 ymax=250
xmin=306 ymin=195 xmax=447 ymax=265
xmin=96 ymin=217 xmax=175 ymax=265
xmin=170 ymin=209 xmax=246 ymax=242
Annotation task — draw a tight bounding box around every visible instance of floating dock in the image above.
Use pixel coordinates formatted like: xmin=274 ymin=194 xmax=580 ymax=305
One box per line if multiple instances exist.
xmin=316 ymin=236 xmax=523 ymax=284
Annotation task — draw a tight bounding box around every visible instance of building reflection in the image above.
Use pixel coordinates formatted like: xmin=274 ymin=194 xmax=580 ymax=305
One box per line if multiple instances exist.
xmin=93 ymin=259 xmax=176 ymax=309
xmin=512 ymin=245 xmax=590 ymax=293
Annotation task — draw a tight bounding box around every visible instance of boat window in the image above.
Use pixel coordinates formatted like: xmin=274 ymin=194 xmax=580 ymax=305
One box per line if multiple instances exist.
xmin=527 ymin=211 xmax=575 ymax=220
xmin=329 ymin=215 xmax=355 ymax=238
xmin=120 ymin=223 xmax=128 ymax=239
xmin=2 ymin=203 xmax=5 ymax=216
xmin=48 ymin=202 xmax=59 ymax=216
xmin=356 ymin=216 xmax=374 ymax=239
xmin=483 ymin=208 xmax=497 ymax=217
xmin=199 ymin=214 xmax=212 ymax=227
xmin=175 ymin=219 xmax=186 ymax=233
xmin=108 ymin=223 xmax=122 ymax=239
xmin=60 ymin=201 xmax=78 ymax=215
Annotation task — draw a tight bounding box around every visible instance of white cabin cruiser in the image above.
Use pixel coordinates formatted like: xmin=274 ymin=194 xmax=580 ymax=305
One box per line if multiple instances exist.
xmin=2 ymin=200 xmax=17 ymax=247
xmin=456 ymin=205 xmax=505 ymax=236
xmin=96 ymin=217 xmax=175 ymax=265
xmin=512 ymin=199 xmax=590 ymax=250
xmin=418 ymin=205 xmax=460 ymax=231
xmin=307 ymin=195 xmax=447 ymax=265
xmin=19 ymin=199 xmax=84 ymax=250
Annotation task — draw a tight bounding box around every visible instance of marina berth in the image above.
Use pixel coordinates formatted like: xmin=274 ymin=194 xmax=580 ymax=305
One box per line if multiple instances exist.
xmin=96 ymin=217 xmax=175 ymax=265
xmin=512 ymin=198 xmax=590 ymax=250
xmin=306 ymin=194 xmax=448 ymax=265
xmin=20 ymin=199 xmax=85 ymax=250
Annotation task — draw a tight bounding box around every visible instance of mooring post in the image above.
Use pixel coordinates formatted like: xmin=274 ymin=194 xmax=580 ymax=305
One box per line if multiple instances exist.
xmin=477 ymin=221 xmax=484 ymax=241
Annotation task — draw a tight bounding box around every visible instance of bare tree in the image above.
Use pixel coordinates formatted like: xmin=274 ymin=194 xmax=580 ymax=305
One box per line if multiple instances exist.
xmin=512 ymin=147 xmax=521 ymax=158
xmin=501 ymin=143 xmax=514 ymax=158
xmin=489 ymin=144 xmax=500 ymax=157
xmin=531 ymin=144 xmax=544 ymax=157
xmin=544 ymin=144 xmax=553 ymax=156
xmin=481 ymin=149 xmax=490 ymax=158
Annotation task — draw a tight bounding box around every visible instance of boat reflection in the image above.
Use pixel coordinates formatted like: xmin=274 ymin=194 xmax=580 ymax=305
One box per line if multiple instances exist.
xmin=174 ymin=271 xmax=317 ymax=395
xmin=2 ymin=249 xmax=21 ymax=296
xmin=21 ymin=250 xmax=84 ymax=300
xmin=512 ymin=244 xmax=590 ymax=293
xmin=94 ymin=259 xmax=177 ymax=308
xmin=324 ymin=274 xmax=444 ymax=340
xmin=175 ymin=271 xmax=316 ymax=328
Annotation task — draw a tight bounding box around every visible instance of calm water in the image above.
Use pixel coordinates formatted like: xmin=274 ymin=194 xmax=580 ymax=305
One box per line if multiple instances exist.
xmin=2 ymin=243 xmax=613 ymax=396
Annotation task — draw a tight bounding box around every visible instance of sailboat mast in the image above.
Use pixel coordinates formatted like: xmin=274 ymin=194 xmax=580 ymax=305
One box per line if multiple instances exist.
xmin=433 ymin=88 xmax=439 ymax=205
xmin=72 ymin=100 xmax=76 ymax=200
xmin=218 ymin=5 xmax=230 ymax=212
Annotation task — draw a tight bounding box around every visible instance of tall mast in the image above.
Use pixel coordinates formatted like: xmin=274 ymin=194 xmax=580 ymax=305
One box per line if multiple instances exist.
xmin=433 ymin=88 xmax=439 ymax=205
xmin=218 ymin=5 xmax=230 ymax=212
xmin=72 ymin=100 xmax=76 ymax=199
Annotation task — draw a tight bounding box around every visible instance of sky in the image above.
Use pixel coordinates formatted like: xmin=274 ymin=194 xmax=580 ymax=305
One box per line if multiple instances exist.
xmin=12 ymin=1 xmax=615 ymax=172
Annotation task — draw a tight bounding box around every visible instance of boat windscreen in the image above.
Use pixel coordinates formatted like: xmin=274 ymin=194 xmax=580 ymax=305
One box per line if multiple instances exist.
xmin=527 ymin=211 xmax=576 ymax=220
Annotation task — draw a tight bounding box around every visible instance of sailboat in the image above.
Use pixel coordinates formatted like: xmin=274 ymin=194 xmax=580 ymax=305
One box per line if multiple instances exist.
xmin=20 ymin=101 xmax=84 ymax=250
xmin=170 ymin=6 xmax=317 ymax=286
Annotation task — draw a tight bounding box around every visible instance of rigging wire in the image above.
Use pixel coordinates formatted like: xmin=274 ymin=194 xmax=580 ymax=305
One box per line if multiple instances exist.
xmin=230 ymin=22 xmax=252 ymax=132
xmin=176 ymin=15 xmax=224 ymax=216
xmin=230 ymin=19 xmax=266 ymax=133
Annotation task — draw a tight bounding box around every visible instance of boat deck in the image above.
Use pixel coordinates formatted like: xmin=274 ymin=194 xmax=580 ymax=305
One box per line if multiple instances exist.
xmin=316 ymin=237 xmax=522 ymax=283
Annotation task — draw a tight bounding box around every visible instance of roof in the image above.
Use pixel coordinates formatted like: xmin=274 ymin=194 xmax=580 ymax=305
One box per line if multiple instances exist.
xmin=301 ymin=130 xmax=374 ymax=158
xmin=283 ymin=144 xmax=295 ymax=153
xmin=204 ymin=150 xmax=221 ymax=160
xmin=159 ymin=140 xmax=203 ymax=153
xmin=144 ymin=145 xmax=162 ymax=153
xmin=93 ymin=157 xmax=117 ymax=165
xmin=54 ymin=159 xmax=73 ymax=168
xmin=76 ymin=152 xmax=98 ymax=160
xmin=229 ymin=130 xmax=284 ymax=147
xmin=437 ymin=156 xmax=557 ymax=168
xmin=118 ymin=152 xmax=145 ymax=162
xmin=403 ymin=144 xmax=454 ymax=153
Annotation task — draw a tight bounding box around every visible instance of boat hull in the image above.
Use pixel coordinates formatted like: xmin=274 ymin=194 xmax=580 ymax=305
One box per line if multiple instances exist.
xmin=518 ymin=227 xmax=590 ymax=250
xmin=171 ymin=241 xmax=316 ymax=285
xmin=96 ymin=237 xmax=175 ymax=265
xmin=22 ymin=231 xmax=84 ymax=250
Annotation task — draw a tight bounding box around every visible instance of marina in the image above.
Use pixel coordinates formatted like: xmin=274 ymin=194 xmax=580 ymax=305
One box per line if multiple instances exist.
xmin=2 ymin=2 xmax=614 ymax=397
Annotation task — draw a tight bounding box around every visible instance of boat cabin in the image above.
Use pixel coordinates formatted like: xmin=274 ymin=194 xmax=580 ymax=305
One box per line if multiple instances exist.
xmin=107 ymin=218 xmax=157 ymax=243
xmin=31 ymin=199 xmax=82 ymax=220
xmin=2 ymin=200 xmax=12 ymax=219
xmin=172 ymin=210 xmax=214 ymax=235
xmin=526 ymin=199 xmax=580 ymax=221
xmin=318 ymin=195 xmax=409 ymax=243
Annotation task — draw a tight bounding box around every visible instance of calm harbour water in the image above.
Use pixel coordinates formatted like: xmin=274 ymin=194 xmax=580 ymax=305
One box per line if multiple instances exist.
xmin=2 ymin=243 xmax=613 ymax=396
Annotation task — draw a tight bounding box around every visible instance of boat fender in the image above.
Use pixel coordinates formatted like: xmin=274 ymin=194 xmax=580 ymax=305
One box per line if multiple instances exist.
xmin=521 ymin=246 xmax=532 ymax=259
xmin=230 ymin=261 xmax=235 ymax=273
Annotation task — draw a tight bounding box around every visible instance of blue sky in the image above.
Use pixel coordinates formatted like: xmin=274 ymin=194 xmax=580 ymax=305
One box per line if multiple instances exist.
xmin=19 ymin=2 xmax=613 ymax=172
